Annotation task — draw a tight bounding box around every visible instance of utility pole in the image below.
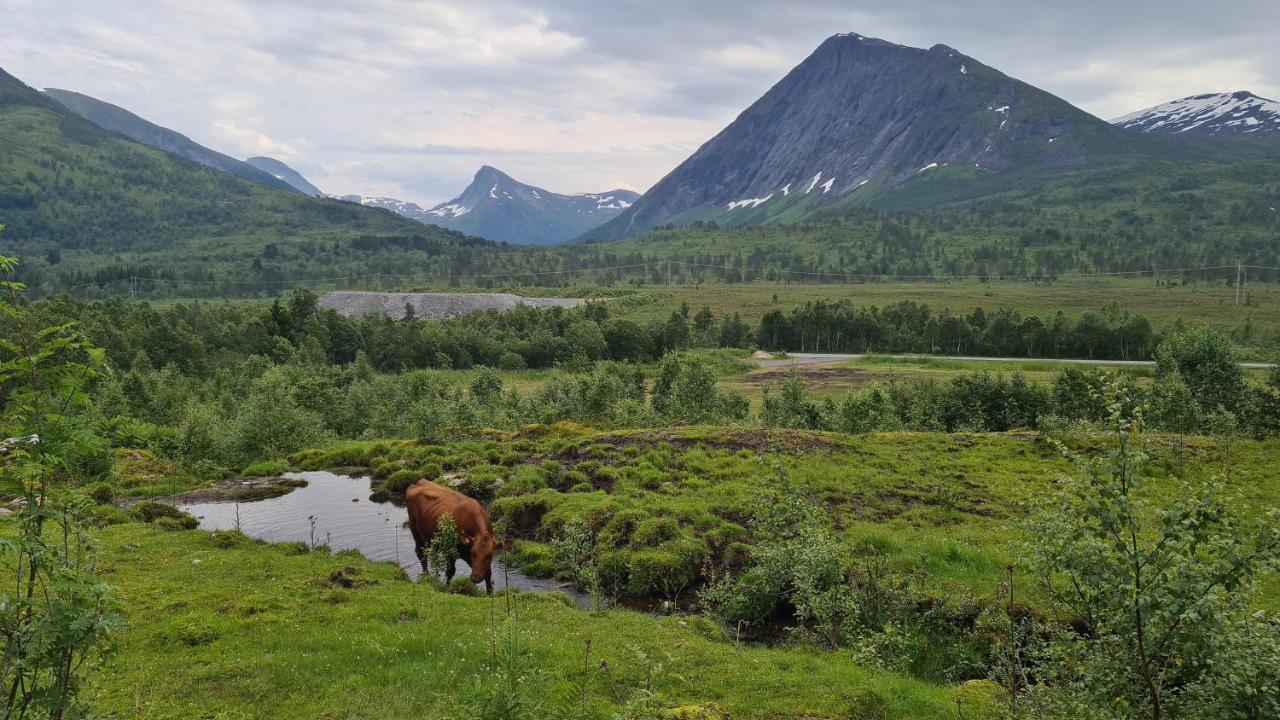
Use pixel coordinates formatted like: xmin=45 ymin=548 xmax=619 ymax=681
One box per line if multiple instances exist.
xmin=666 ymin=259 xmax=672 ymax=291
xmin=1235 ymin=263 xmax=1242 ymax=306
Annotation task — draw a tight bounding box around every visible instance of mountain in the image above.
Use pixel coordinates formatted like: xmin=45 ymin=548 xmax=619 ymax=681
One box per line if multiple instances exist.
xmin=43 ymin=88 xmax=298 ymax=193
xmin=0 ymin=65 xmax=482 ymax=295
xmin=586 ymin=32 xmax=1157 ymax=240
xmin=245 ymin=156 xmax=324 ymax=195
xmin=336 ymin=195 xmax=435 ymax=223
xmin=1112 ymin=91 xmax=1280 ymax=139
xmin=421 ymin=166 xmax=640 ymax=245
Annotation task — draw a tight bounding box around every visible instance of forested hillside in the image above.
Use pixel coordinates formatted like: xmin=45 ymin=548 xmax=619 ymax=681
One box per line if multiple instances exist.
xmin=0 ymin=67 xmax=490 ymax=295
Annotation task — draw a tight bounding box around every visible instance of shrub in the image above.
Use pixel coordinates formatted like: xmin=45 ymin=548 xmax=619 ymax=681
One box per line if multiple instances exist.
xmin=88 ymin=483 xmax=115 ymax=505
xmin=506 ymin=541 xmax=556 ymax=577
xmin=628 ymin=539 xmax=704 ymax=602
xmin=425 ymin=515 xmax=461 ymax=581
xmin=383 ymin=470 xmax=421 ymax=494
xmin=242 ymin=459 xmax=289 ymax=477
xmin=599 ymin=508 xmax=648 ymax=548
xmin=631 ymin=517 xmax=678 ymax=548
xmin=499 ymin=465 xmax=547 ymax=496
xmin=132 ymin=501 xmax=192 ymax=524
xmin=497 ymin=351 xmax=526 ymax=370
xmin=597 ymin=550 xmax=632 ymax=601
xmin=446 ymin=577 xmax=481 ymax=596
xmin=89 ymin=504 xmax=132 ymax=527
xmin=155 ymin=516 xmax=198 ymax=531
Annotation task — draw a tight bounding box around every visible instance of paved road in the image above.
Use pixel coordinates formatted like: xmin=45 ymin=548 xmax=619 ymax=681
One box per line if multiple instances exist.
xmin=756 ymin=352 xmax=1277 ymax=370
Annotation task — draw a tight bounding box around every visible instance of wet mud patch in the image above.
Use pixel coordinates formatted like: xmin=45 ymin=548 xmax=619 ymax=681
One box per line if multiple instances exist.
xmin=742 ymin=365 xmax=885 ymax=389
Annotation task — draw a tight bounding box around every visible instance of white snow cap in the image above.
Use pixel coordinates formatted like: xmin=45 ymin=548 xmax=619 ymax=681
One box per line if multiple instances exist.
xmin=1112 ymin=92 xmax=1280 ymax=135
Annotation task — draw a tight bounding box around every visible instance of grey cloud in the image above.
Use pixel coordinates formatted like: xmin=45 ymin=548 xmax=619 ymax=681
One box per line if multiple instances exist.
xmin=3 ymin=0 xmax=1278 ymax=205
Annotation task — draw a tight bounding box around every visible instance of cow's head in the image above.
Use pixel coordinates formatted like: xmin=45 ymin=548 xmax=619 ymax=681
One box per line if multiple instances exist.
xmin=467 ymin=532 xmax=497 ymax=587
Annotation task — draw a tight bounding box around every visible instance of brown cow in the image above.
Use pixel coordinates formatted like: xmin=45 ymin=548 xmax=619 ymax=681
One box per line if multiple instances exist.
xmin=405 ymin=481 xmax=497 ymax=594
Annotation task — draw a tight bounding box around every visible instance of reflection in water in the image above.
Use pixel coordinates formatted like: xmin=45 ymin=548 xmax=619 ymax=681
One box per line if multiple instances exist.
xmin=181 ymin=471 xmax=585 ymax=603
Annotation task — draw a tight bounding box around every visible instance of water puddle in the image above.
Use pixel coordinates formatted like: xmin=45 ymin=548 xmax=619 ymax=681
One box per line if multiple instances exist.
xmin=180 ymin=471 xmax=588 ymax=604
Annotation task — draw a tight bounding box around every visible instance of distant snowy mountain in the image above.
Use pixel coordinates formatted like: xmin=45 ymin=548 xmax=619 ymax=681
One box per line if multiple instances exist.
xmin=335 ymin=195 xmax=435 ymax=223
xmin=245 ymin=156 xmax=324 ymax=196
xmin=587 ymin=32 xmax=1149 ymax=240
xmin=1112 ymin=91 xmax=1280 ymax=138
xmin=337 ymin=166 xmax=634 ymax=245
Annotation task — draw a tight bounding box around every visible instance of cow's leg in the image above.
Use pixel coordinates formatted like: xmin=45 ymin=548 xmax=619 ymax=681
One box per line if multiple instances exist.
xmin=409 ymin=525 xmax=430 ymax=575
xmin=445 ymin=559 xmax=456 ymax=584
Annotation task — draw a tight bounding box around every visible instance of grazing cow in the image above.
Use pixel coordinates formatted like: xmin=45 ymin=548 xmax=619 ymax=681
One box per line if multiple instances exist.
xmin=405 ymin=481 xmax=497 ymax=594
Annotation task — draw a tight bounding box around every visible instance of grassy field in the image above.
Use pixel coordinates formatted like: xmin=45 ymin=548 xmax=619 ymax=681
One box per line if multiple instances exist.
xmin=297 ymin=426 xmax=1280 ymax=613
xmin=111 ymin=277 xmax=1280 ymax=342
xmin=70 ymin=425 xmax=1278 ymax=719
xmin=85 ymin=523 xmax=970 ymax=719
xmin=606 ymin=277 xmax=1278 ymax=335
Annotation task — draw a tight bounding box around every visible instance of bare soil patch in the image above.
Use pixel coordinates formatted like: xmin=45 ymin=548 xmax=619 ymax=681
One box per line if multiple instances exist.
xmin=742 ymin=364 xmax=885 ymax=388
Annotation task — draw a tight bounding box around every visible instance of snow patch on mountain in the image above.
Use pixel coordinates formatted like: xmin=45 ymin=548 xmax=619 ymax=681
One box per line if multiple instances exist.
xmin=1112 ymin=91 xmax=1280 ymax=138
xmin=727 ymin=193 xmax=774 ymax=210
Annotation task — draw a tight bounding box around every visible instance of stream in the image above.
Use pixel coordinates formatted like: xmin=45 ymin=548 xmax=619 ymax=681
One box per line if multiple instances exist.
xmin=179 ymin=471 xmax=589 ymax=604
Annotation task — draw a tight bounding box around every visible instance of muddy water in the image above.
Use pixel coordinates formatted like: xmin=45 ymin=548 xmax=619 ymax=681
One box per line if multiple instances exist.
xmin=180 ymin=471 xmax=587 ymax=604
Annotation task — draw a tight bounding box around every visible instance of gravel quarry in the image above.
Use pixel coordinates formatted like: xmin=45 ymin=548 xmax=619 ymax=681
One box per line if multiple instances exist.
xmin=316 ymin=291 xmax=585 ymax=319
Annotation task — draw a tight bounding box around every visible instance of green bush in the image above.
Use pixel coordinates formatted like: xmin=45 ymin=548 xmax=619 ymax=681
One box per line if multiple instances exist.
xmin=242 ymin=459 xmax=289 ymax=477
xmin=631 ymin=517 xmax=678 ymax=548
xmin=155 ymin=516 xmax=198 ymax=531
xmin=597 ymin=550 xmax=632 ymax=600
xmin=506 ymin=541 xmax=556 ymax=577
xmin=88 ymin=483 xmax=115 ymax=505
xmin=383 ymin=470 xmax=421 ymax=494
xmin=89 ymin=504 xmax=132 ymax=527
xmin=627 ymin=540 xmax=704 ymax=601
xmin=132 ymin=501 xmax=192 ymax=524
xmin=499 ymin=465 xmax=546 ymax=497
xmin=497 ymin=351 xmax=526 ymax=370
xmin=599 ymin=509 xmax=648 ymax=548
xmin=446 ymin=577 xmax=481 ymax=596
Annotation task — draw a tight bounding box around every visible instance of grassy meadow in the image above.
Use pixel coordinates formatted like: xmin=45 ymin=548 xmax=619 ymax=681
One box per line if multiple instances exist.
xmin=71 ymin=425 xmax=1280 ymax=719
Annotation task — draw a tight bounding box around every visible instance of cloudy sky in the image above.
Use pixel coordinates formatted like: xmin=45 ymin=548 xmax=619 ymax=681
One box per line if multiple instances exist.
xmin=3 ymin=0 xmax=1278 ymax=206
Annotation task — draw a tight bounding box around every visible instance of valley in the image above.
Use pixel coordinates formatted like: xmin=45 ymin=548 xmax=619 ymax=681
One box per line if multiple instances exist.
xmin=3 ymin=11 xmax=1280 ymax=720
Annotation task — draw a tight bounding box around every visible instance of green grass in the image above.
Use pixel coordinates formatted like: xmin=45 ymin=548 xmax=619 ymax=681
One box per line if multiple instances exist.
xmin=298 ymin=426 xmax=1280 ymax=613
xmin=84 ymin=523 xmax=966 ymax=719
xmin=43 ymin=424 xmax=1275 ymax=718
xmin=611 ymin=278 xmax=1280 ymax=344
xmin=240 ymin=459 xmax=291 ymax=477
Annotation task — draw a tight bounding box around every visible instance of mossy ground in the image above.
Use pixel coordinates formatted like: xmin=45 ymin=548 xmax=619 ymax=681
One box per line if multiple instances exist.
xmin=297 ymin=426 xmax=1280 ymax=611
xmin=29 ymin=425 xmax=1274 ymax=718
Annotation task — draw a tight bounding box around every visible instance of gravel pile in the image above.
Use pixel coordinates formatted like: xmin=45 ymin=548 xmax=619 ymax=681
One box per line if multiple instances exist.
xmin=317 ymin=291 xmax=585 ymax=320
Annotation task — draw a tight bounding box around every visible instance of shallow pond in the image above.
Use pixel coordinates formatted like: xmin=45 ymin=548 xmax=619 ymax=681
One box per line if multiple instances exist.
xmin=180 ymin=471 xmax=587 ymax=603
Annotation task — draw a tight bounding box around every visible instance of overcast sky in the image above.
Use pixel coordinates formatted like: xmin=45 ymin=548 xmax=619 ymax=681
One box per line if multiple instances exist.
xmin=3 ymin=0 xmax=1278 ymax=206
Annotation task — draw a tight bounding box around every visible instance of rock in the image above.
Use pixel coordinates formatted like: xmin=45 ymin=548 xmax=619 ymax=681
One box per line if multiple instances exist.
xmin=317 ymin=291 xmax=586 ymax=320
xmin=5 ymin=498 xmax=27 ymax=511
xmin=0 ymin=507 xmax=13 ymax=518
xmin=751 ymin=350 xmax=774 ymax=360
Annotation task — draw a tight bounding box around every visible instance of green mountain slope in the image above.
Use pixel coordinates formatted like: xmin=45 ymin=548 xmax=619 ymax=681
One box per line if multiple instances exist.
xmin=43 ymin=88 xmax=299 ymax=193
xmin=0 ymin=67 xmax=497 ymax=295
